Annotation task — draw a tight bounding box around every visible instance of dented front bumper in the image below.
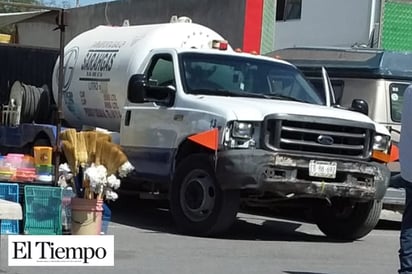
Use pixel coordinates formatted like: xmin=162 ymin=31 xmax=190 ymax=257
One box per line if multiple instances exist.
xmin=215 ymin=149 xmax=390 ymax=201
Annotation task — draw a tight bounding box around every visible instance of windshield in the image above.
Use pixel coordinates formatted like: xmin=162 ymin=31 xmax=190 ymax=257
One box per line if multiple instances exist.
xmin=180 ymin=53 xmax=325 ymax=105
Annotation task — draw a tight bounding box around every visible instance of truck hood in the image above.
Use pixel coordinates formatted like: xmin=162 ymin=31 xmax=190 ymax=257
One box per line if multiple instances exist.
xmin=189 ymin=95 xmax=390 ymax=136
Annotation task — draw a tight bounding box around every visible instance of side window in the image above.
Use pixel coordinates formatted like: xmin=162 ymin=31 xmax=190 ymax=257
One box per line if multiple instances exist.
xmin=390 ymin=83 xmax=410 ymax=122
xmin=147 ymin=54 xmax=175 ymax=87
xmin=276 ymin=0 xmax=302 ymax=21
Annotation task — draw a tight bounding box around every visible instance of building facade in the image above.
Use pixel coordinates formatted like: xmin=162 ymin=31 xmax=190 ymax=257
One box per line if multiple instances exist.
xmin=274 ymin=0 xmax=412 ymax=51
xmin=274 ymin=0 xmax=381 ymax=50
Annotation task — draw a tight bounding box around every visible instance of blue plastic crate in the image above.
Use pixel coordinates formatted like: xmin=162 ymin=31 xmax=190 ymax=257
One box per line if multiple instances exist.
xmin=0 ymin=182 xmax=19 ymax=202
xmin=1 ymin=220 xmax=19 ymax=234
xmin=0 ymin=182 xmax=19 ymax=234
xmin=24 ymin=185 xmax=62 ymax=235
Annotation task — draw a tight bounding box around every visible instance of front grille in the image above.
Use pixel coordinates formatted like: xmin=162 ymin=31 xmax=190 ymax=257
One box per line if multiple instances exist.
xmin=265 ymin=116 xmax=372 ymax=159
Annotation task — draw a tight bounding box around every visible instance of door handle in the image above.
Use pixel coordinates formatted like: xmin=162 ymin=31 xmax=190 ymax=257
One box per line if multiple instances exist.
xmin=125 ymin=110 xmax=131 ymax=126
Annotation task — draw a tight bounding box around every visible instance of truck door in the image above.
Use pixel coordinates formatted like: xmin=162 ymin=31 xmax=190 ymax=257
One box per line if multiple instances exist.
xmin=120 ymin=51 xmax=178 ymax=181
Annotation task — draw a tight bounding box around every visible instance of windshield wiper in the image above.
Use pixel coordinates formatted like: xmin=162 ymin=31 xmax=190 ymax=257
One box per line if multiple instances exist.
xmin=189 ymin=89 xmax=275 ymax=99
xmin=261 ymin=93 xmax=308 ymax=103
xmin=189 ymin=88 xmax=270 ymax=98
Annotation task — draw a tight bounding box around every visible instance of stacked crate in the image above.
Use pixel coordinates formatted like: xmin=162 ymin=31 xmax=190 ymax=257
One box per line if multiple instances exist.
xmin=33 ymin=146 xmax=53 ymax=183
xmin=0 ymin=182 xmax=20 ymax=234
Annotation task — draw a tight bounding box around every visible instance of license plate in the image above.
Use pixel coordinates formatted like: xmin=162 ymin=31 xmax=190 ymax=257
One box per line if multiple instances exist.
xmin=309 ymin=160 xmax=337 ymax=178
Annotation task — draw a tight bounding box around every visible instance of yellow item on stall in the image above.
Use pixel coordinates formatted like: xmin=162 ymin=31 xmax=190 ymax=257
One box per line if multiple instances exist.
xmin=33 ymin=146 xmax=53 ymax=166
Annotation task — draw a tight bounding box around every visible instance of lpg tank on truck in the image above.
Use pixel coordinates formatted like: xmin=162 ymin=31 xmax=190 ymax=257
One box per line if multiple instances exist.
xmin=52 ymin=16 xmax=230 ymax=131
xmin=53 ymin=17 xmax=392 ymax=241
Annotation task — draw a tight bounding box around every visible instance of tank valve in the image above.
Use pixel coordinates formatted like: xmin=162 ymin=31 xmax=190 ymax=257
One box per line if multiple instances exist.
xmin=170 ymin=15 xmax=192 ymax=24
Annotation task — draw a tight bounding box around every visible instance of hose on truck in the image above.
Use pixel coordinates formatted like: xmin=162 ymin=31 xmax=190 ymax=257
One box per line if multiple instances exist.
xmin=8 ymin=81 xmax=51 ymax=124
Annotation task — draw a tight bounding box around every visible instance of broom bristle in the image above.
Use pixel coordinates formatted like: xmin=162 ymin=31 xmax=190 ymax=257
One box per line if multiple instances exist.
xmin=84 ymin=131 xmax=97 ymax=164
xmin=76 ymin=132 xmax=88 ymax=167
xmin=100 ymin=141 xmax=113 ymax=168
xmin=94 ymin=139 xmax=103 ymax=165
xmin=96 ymin=131 xmax=112 ymax=143
xmin=61 ymin=140 xmax=77 ymax=175
xmin=105 ymin=145 xmax=127 ymax=175
xmin=60 ymin=129 xmax=77 ymax=147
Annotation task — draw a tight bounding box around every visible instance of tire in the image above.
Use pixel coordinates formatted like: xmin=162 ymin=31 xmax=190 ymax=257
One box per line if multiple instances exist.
xmin=313 ymin=198 xmax=382 ymax=241
xmin=170 ymin=154 xmax=240 ymax=236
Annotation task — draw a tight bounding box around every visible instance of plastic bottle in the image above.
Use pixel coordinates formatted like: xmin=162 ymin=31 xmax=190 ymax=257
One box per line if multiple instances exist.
xmin=101 ymin=203 xmax=112 ymax=235
xmin=62 ymin=187 xmax=75 ymax=234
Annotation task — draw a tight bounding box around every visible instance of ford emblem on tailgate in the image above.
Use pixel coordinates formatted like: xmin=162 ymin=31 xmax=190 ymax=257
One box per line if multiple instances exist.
xmin=317 ymin=135 xmax=334 ymax=145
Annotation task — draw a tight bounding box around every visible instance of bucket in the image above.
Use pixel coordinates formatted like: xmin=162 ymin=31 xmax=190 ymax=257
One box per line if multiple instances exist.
xmin=71 ymin=198 xmax=103 ymax=235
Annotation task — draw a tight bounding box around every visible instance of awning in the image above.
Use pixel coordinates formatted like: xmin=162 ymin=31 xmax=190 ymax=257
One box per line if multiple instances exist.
xmin=0 ymin=10 xmax=50 ymax=27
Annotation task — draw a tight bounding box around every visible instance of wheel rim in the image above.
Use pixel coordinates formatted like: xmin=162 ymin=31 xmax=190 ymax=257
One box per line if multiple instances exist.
xmin=180 ymin=169 xmax=216 ymax=222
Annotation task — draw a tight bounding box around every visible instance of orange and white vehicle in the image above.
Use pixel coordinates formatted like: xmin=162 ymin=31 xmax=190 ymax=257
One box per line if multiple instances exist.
xmin=53 ymin=17 xmax=391 ymax=240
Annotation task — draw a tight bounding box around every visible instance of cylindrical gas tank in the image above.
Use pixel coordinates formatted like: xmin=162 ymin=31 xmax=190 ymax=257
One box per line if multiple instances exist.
xmin=52 ymin=19 xmax=228 ymax=131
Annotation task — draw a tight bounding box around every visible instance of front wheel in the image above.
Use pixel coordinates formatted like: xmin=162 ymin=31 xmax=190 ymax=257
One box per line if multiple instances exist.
xmin=313 ymin=198 xmax=382 ymax=241
xmin=170 ymin=154 xmax=240 ymax=236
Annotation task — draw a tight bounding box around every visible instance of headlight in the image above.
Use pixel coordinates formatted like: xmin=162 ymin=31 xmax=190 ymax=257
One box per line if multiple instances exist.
xmin=232 ymin=121 xmax=253 ymax=139
xmin=372 ymin=134 xmax=391 ymax=152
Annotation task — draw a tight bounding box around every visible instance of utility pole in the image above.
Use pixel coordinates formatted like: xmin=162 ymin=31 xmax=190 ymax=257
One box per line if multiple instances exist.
xmin=76 ymin=0 xmax=79 ymax=7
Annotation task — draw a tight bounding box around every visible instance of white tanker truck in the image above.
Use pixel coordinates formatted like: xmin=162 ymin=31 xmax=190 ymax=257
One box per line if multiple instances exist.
xmin=52 ymin=17 xmax=391 ymax=240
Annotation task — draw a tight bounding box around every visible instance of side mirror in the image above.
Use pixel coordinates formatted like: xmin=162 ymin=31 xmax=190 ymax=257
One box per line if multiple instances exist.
xmin=127 ymin=74 xmax=176 ymax=107
xmin=128 ymin=74 xmax=146 ymax=103
xmin=351 ymin=99 xmax=369 ymax=116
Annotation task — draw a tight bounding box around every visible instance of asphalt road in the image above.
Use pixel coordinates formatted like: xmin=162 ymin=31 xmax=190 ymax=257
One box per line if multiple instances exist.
xmin=0 ymin=196 xmax=402 ymax=274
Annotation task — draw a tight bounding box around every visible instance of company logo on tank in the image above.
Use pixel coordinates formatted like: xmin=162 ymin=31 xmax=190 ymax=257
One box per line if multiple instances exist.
xmin=81 ymin=51 xmax=117 ymax=72
xmin=81 ymin=41 xmax=127 ymax=72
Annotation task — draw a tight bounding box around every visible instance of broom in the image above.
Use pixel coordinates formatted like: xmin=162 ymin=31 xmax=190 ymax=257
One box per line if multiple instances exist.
xmin=104 ymin=144 xmax=128 ymax=175
xmin=96 ymin=131 xmax=112 ymax=143
xmin=61 ymin=140 xmax=77 ymax=175
xmin=100 ymin=141 xmax=113 ymax=168
xmin=94 ymin=138 xmax=106 ymax=165
xmin=76 ymin=131 xmax=88 ymax=167
xmin=84 ymin=131 xmax=97 ymax=164
xmin=60 ymin=128 xmax=77 ymax=147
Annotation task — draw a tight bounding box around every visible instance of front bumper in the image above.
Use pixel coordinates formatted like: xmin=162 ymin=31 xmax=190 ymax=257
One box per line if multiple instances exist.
xmin=215 ymin=149 xmax=390 ymax=201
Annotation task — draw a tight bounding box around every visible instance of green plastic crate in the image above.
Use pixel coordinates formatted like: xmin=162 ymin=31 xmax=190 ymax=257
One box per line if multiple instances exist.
xmin=35 ymin=164 xmax=53 ymax=175
xmin=24 ymin=185 xmax=62 ymax=235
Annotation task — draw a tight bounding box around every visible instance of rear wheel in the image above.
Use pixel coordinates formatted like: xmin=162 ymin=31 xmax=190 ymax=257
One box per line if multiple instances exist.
xmin=170 ymin=154 xmax=240 ymax=236
xmin=313 ymin=198 xmax=382 ymax=241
